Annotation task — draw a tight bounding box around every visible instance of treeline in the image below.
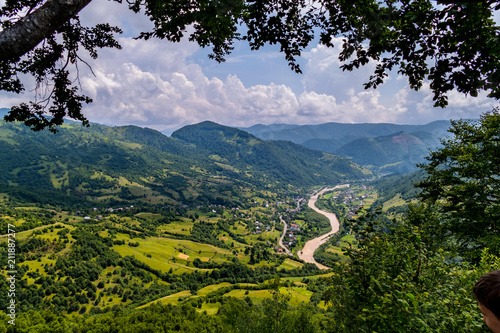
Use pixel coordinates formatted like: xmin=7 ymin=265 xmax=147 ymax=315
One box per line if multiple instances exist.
xmin=313 ymin=221 xmax=349 ymax=267
xmin=297 ymin=209 xmax=332 ymax=239
xmin=0 ymin=293 xmax=323 ymax=333
xmin=0 ymin=183 xmax=87 ymax=208
xmin=370 ymin=170 xmax=425 ymax=208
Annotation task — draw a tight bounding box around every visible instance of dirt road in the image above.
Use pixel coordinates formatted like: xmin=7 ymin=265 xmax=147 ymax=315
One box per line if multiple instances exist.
xmin=278 ymin=215 xmax=293 ymax=256
xmin=297 ymin=184 xmax=349 ymax=270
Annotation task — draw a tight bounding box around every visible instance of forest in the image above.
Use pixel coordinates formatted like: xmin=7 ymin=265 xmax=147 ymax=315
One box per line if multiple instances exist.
xmin=1 ymin=0 xmax=499 ymax=331
xmin=0 ymin=111 xmax=498 ymax=332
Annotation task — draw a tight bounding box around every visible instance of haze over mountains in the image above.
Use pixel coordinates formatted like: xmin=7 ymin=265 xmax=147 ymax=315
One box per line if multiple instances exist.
xmin=242 ymin=121 xmax=452 ymax=173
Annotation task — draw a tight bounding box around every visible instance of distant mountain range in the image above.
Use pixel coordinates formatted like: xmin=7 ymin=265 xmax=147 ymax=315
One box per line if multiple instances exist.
xmin=2 ymin=105 xmax=453 ymax=177
xmin=241 ymin=121 xmax=453 ymax=173
xmin=0 ymin=119 xmax=369 ymax=206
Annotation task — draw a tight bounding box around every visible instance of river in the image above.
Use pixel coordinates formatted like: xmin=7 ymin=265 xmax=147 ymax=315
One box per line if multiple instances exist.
xmin=297 ymin=184 xmax=349 ymax=270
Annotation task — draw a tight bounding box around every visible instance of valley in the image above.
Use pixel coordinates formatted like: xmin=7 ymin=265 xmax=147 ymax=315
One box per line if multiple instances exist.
xmin=0 ymin=183 xmax=348 ymax=319
xmin=0 ymin=115 xmax=497 ymax=332
xmin=0 ymin=0 xmax=498 ymax=328
xmin=297 ymin=185 xmax=349 ymax=269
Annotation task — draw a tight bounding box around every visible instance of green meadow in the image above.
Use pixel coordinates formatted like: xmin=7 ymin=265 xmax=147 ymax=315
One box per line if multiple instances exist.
xmin=113 ymin=236 xmax=234 ymax=274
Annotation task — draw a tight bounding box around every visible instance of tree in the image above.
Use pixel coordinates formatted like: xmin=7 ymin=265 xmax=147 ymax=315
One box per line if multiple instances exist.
xmin=324 ymin=209 xmax=496 ymax=332
xmin=417 ymin=109 xmax=500 ymax=260
xmin=1 ymin=1 xmax=499 ymax=132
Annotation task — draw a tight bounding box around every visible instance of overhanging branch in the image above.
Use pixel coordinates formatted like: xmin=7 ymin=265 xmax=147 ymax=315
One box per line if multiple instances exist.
xmin=0 ymin=0 xmax=92 ymax=61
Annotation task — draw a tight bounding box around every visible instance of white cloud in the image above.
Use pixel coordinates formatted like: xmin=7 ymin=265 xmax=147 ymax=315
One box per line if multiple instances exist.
xmin=302 ymin=38 xmax=379 ymax=99
xmin=409 ymin=83 xmax=496 ymax=124
xmin=75 ymin=33 xmax=497 ymax=133
xmin=1 ymin=3 xmax=498 ymax=132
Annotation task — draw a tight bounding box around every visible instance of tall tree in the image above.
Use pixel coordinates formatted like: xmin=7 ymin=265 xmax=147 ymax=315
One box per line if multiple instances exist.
xmin=417 ymin=109 xmax=500 ymax=259
xmin=325 ymin=209 xmax=499 ymax=332
xmin=1 ymin=0 xmax=499 ymax=132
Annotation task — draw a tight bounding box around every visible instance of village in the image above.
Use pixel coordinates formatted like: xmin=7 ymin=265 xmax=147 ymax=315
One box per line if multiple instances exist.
xmin=69 ymin=184 xmax=375 ymax=262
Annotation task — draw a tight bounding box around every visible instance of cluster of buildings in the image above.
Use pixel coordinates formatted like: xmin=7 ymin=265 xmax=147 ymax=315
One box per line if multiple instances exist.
xmin=334 ymin=187 xmax=370 ymax=219
xmin=253 ymin=220 xmax=274 ymax=234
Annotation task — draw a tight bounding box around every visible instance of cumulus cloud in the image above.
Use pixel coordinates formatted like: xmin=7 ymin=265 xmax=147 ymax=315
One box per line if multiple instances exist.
xmin=77 ymin=32 xmax=496 ymax=133
xmin=74 ymin=32 xmax=416 ymax=132
xmin=1 ymin=2 xmax=497 ymax=132
xmin=301 ymin=38 xmax=379 ymax=99
xmin=404 ymin=83 xmax=496 ymax=124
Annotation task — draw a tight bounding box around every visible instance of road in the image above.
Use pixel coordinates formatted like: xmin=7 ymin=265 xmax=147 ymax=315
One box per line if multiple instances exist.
xmin=297 ymin=184 xmax=349 ymax=270
xmin=278 ymin=215 xmax=293 ymax=256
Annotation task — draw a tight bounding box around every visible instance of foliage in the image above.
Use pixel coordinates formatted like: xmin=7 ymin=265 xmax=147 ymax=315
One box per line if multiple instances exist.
xmin=417 ymin=110 xmax=500 ymax=260
xmin=300 ymin=209 xmax=332 ymax=239
xmin=1 ymin=1 xmax=499 ymax=130
xmin=373 ymin=171 xmax=424 ymax=204
xmin=5 ymin=293 xmax=322 ymax=333
xmin=190 ymin=222 xmax=228 ymax=248
xmin=0 ymin=1 xmax=122 ymax=132
xmin=313 ymin=222 xmax=348 ymax=267
xmin=316 ymin=1 xmax=500 ymax=107
xmin=171 ymin=121 xmax=367 ymax=186
xmin=324 ymin=209 xmax=497 ymax=332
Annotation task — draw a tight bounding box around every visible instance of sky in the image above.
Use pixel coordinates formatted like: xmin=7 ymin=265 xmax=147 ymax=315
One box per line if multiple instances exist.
xmin=0 ymin=1 xmax=498 ymax=134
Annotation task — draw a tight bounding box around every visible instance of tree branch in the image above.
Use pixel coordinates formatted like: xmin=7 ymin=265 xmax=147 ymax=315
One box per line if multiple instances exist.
xmin=0 ymin=0 xmax=93 ymax=61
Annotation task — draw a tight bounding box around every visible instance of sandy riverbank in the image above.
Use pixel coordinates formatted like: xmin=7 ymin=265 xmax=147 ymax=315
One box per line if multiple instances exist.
xmin=297 ymin=184 xmax=349 ymax=270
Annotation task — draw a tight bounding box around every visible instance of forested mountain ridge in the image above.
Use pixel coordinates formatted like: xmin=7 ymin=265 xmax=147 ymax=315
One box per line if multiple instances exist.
xmin=242 ymin=121 xmax=452 ymax=173
xmin=0 ymin=120 xmax=207 ymax=205
xmin=334 ymin=131 xmax=434 ymax=173
xmin=172 ymin=121 xmax=370 ymax=185
xmin=0 ymin=120 xmax=370 ymax=206
xmin=242 ymin=120 xmax=451 ymax=145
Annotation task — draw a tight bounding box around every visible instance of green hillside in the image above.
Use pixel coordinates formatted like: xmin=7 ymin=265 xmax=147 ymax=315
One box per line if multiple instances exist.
xmin=334 ymin=131 xmax=432 ymax=173
xmin=0 ymin=120 xmax=370 ymax=207
xmin=0 ymin=121 xmax=209 ymax=206
xmin=172 ymin=121 xmax=370 ymax=186
xmin=245 ymin=121 xmax=452 ymax=174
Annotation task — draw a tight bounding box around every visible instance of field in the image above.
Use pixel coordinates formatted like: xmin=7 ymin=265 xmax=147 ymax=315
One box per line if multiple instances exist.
xmin=278 ymin=258 xmax=304 ymax=270
xmin=158 ymin=221 xmax=193 ymax=235
xmin=113 ymin=236 xmax=234 ymax=274
xmin=382 ymin=193 xmax=406 ymax=212
xmin=325 ymin=234 xmax=356 ymax=257
xmin=0 ymin=184 xmax=368 ymax=318
xmin=136 ymin=277 xmax=316 ymax=314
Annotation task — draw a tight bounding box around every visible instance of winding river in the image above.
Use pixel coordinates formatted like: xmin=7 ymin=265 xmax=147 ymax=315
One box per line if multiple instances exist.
xmin=297 ymin=184 xmax=349 ymax=270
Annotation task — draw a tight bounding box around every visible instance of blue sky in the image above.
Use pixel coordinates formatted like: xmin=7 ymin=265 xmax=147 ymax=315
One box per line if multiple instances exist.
xmin=0 ymin=1 xmax=498 ymax=134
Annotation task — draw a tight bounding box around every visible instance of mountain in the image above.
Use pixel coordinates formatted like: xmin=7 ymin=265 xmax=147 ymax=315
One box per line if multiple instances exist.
xmin=0 ymin=120 xmax=370 ymax=206
xmin=333 ymin=131 xmax=432 ymax=174
xmin=0 ymin=121 xmax=206 ymax=206
xmin=241 ymin=123 xmax=298 ymax=137
xmin=172 ymin=121 xmax=371 ymax=186
xmin=241 ymin=121 xmax=451 ymax=144
xmin=242 ymin=121 xmax=452 ymax=173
